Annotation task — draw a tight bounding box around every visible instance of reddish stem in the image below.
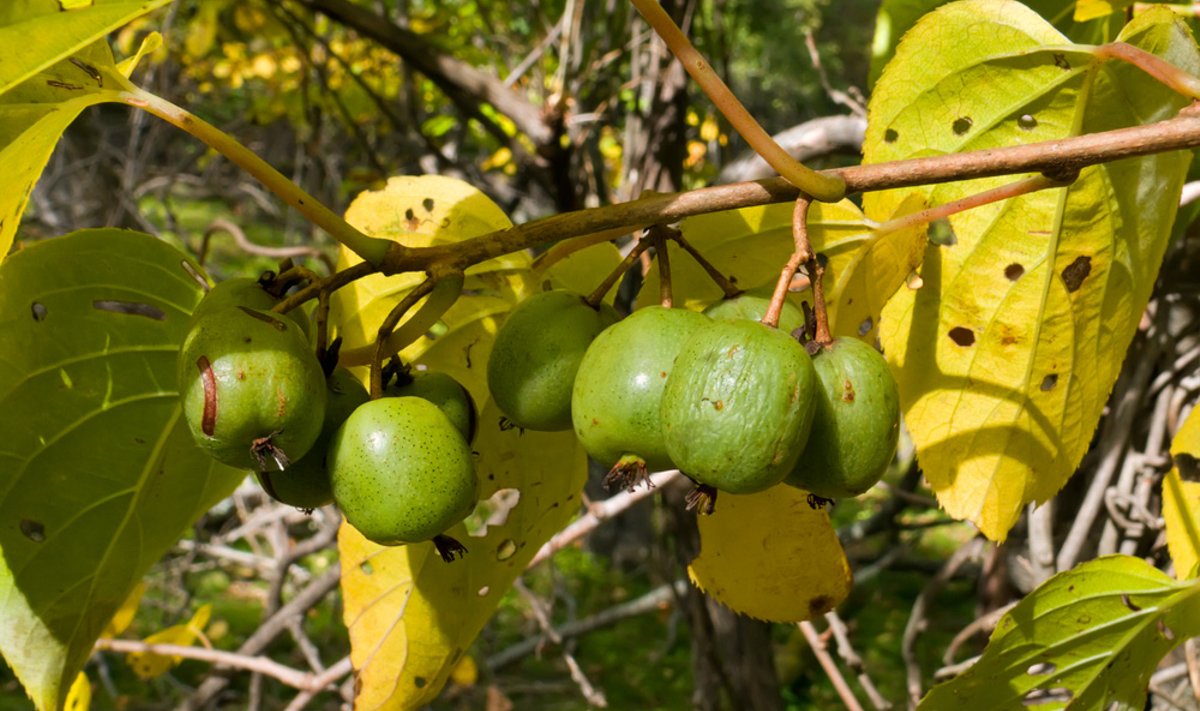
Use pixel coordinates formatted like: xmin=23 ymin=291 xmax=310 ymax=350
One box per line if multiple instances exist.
xmin=1095 ymin=41 xmax=1200 ymax=100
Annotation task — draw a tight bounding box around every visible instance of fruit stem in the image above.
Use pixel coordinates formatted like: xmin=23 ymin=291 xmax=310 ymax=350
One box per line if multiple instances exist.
xmin=314 ymin=289 xmax=332 ymax=364
xmin=532 ymin=226 xmax=638 ymax=276
xmin=274 ymin=261 xmax=376 ymax=315
xmin=762 ymin=196 xmax=812 ymax=331
xmin=367 ymin=277 xmax=436 ymax=399
xmin=670 ymin=231 xmax=742 ymax=299
xmin=794 ymin=196 xmax=833 ymax=345
xmin=650 ymin=225 xmax=674 ymax=308
xmin=627 ymin=0 xmax=845 ymax=202
xmin=357 ymin=270 xmax=465 ymax=391
xmin=118 ymin=87 xmax=395 ymax=268
xmin=1094 ymin=41 xmax=1200 ymax=100
xmin=585 ymin=236 xmax=654 ymax=308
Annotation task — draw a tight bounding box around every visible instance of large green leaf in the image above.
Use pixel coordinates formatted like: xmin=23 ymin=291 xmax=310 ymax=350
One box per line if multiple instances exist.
xmin=0 ymin=40 xmax=136 ymax=261
xmin=0 ymin=0 xmax=170 ymax=96
xmin=920 ymin=555 xmax=1200 ymax=709
xmin=0 ymin=229 xmax=244 ymax=710
xmin=869 ymin=2 xmax=1198 ymax=540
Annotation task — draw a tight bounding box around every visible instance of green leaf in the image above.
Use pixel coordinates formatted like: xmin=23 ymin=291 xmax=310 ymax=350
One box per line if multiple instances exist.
xmin=0 ymin=0 xmax=171 ymax=96
xmin=920 ymin=555 xmax=1200 ymax=710
xmin=0 ymin=40 xmax=134 ymax=260
xmin=0 ymin=229 xmax=243 ymax=710
xmin=869 ymin=2 xmax=1198 ymax=540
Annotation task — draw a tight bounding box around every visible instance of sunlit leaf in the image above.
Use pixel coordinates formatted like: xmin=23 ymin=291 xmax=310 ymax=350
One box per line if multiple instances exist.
xmin=115 ymin=30 xmax=162 ymax=78
xmin=688 ymin=484 xmax=852 ymax=622
xmin=869 ymin=2 xmax=1198 ymax=540
xmin=1164 ymin=405 xmax=1200 ymax=579
xmin=0 ymin=41 xmax=136 ymax=260
xmin=99 ymin=580 xmax=145 ymax=638
xmin=0 ymin=229 xmax=243 ymax=710
xmin=125 ymin=604 xmax=212 ymax=679
xmin=63 ymin=672 xmax=90 ymax=711
xmin=919 ymin=555 xmax=1200 ymax=709
xmin=0 ymin=0 xmax=170 ymax=96
xmin=636 ymin=200 xmax=871 ymax=313
xmin=1074 ymin=0 xmax=1133 ymax=22
xmin=339 ymin=402 xmax=586 ymax=711
xmin=533 ymin=241 xmax=624 ymax=303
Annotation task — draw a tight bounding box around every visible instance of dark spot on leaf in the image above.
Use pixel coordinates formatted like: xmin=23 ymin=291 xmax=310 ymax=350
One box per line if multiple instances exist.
xmin=198 ymin=356 xmax=218 ymax=436
xmin=1026 ymin=662 xmax=1056 ymax=676
xmin=809 ymin=595 xmax=834 ymax=615
xmin=1040 ymin=374 xmax=1058 ymax=391
xmin=1023 ymin=688 xmax=1073 ymax=706
xmin=237 ymin=306 xmax=287 ymax=331
xmin=1018 ymin=114 xmax=1038 ymax=130
xmin=1054 ymin=53 xmax=1071 ymax=70
xmin=1061 ymin=256 xmax=1091 ymax=293
xmin=31 ymin=302 xmax=47 ymax=321
xmin=46 ymin=80 xmax=84 ymax=91
xmin=414 ymin=676 xmax=427 ymax=689
xmin=952 ymin=117 xmax=973 ymax=135
xmin=1174 ymin=453 xmax=1200 ymax=482
xmin=884 ymin=128 xmax=898 ymax=143
xmin=487 ymin=473 xmax=495 ymax=480
xmin=405 ymin=208 xmax=416 ymax=221
xmin=858 ymin=318 xmax=873 ymax=337
xmin=69 ymin=58 xmax=102 ymax=87
xmin=20 ymin=519 xmax=45 ymax=542
xmin=1005 ymin=263 xmax=1025 ymax=281
xmin=815 ymin=253 xmax=829 ymax=268
xmin=1120 ymin=593 xmax=1141 ymax=612
xmin=842 ymin=379 xmax=855 ymax=402
xmin=423 ymin=198 xmax=435 ymax=212
xmin=93 ymin=300 xmax=166 ymax=321
xmin=948 ymin=327 xmax=975 ymax=347
xmin=133 ymin=437 xmax=145 ymax=445
xmin=713 ymin=400 xmax=724 ymax=411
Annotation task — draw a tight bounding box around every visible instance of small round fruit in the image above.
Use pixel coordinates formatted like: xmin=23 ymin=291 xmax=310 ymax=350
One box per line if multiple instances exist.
xmin=190 ymin=276 xmax=310 ymax=337
xmin=661 ymin=319 xmax=817 ymax=494
xmin=572 ymin=306 xmax=708 ymax=483
xmin=387 ymin=369 xmax=477 ymax=440
xmin=703 ymin=288 xmax=805 ymax=334
xmin=329 ymin=397 xmax=477 ymax=545
xmin=259 ymin=367 xmax=369 ymax=509
xmin=788 ymin=338 xmax=900 ymax=499
xmin=177 ymin=305 xmax=326 ymax=470
xmin=487 ymin=290 xmax=619 ymax=431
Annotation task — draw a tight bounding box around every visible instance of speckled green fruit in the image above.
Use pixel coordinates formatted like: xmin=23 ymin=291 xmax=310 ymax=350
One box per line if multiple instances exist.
xmin=259 ymin=368 xmax=369 ymax=509
xmin=788 ymin=338 xmax=900 ymax=499
xmin=387 ymin=370 xmax=477 ymax=440
xmin=572 ymin=306 xmax=708 ymax=471
xmin=329 ymin=397 xmax=477 ymax=545
xmin=190 ymin=276 xmax=311 ymax=337
xmin=703 ymin=288 xmax=805 ymax=334
xmin=177 ymin=305 xmax=326 ymax=471
xmin=487 ymin=289 xmax=619 ymax=431
xmin=660 ymin=320 xmax=817 ymax=494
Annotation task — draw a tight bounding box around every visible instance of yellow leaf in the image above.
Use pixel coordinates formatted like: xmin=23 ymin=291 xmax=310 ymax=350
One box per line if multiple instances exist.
xmin=1074 ymin=0 xmax=1132 ymax=22
xmin=449 ymin=654 xmax=478 ymax=687
xmin=480 ymin=147 xmax=513 ymax=172
xmin=1164 ymin=406 xmax=1200 ymax=579
xmin=339 ymin=402 xmax=586 ymax=710
xmin=125 ymin=604 xmax=211 ymax=680
xmin=688 ymin=485 xmax=852 ymax=622
xmin=868 ymin=2 xmax=1198 ymax=540
xmin=830 ymin=193 xmax=928 ymax=342
xmin=100 ymin=580 xmax=145 ymax=638
xmin=637 ymin=199 xmax=871 ymax=312
xmin=115 ymin=31 xmax=162 ymax=78
xmin=63 ymin=672 xmax=90 ymax=711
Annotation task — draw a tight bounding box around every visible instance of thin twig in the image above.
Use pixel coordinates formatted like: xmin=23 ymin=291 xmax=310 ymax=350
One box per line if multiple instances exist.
xmin=94 ymin=638 xmax=331 ymax=692
xmin=798 ymin=620 xmax=865 ymax=711
xmin=669 ymin=230 xmax=741 ymax=298
xmin=585 ymin=234 xmax=655 ymax=307
xmin=825 ymin=612 xmax=893 ymax=710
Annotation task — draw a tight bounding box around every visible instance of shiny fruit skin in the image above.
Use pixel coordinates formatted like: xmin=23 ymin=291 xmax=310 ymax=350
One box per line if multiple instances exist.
xmin=190 ymin=276 xmax=311 ymax=337
xmin=788 ymin=338 xmax=900 ymax=499
xmin=259 ymin=368 xmax=369 ymax=509
xmin=177 ymin=305 xmax=326 ymax=470
xmin=487 ymin=290 xmax=619 ymax=431
xmin=703 ymin=289 xmax=805 ymax=334
xmin=387 ymin=370 xmax=477 ymax=440
xmin=329 ymin=397 xmax=477 ymax=545
xmin=572 ymin=306 xmax=708 ymax=470
xmin=661 ymin=320 xmax=817 ymax=494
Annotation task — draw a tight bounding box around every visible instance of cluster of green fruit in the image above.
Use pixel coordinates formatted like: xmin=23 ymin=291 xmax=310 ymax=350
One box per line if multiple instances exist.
xmin=176 ymin=276 xmax=479 ymax=561
xmin=486 ymin=288 xmax=901 ymax=509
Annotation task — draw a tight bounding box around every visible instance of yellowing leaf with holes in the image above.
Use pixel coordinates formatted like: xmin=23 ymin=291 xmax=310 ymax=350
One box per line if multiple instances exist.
xmin=688 ymin=485 xmax=851 ymax=622
xmin=830 ymin=193 xmax=928 ymax=342
xmin=867 ymin=2 xmax=1198 ymax=540
xmin=636 ymin=199 xmax=870 ymax=312
xmin=63 ymin=672 xmax=90 ymax=711
xmin=339 ymin=401 xmax=586 ymax=711
xmin=1164 ymin=406 xmax=1200 ymax=579
xmin=125 ymin=604 xmax=212 ymax=680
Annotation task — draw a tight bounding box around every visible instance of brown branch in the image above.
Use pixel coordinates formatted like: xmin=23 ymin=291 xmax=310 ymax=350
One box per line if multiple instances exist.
xmin=798 ymin=620 xmax=865 ymax=711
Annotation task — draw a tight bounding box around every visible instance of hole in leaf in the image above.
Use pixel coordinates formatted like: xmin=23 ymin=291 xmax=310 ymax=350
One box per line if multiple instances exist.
xmin=884 ymin=128 xmax=898 ymax=143
xmin=929 ymin=219 xmax=956 ymax=246
xmin=466 ymin=488 xmax=521 ymax=538
xmin=31 ymin=302 xmax=47 ymax=321
xmin=477 ymin=586 xmax=490 ymax=597
xmin=423 ymin=198 xmax=435 ymax=212
xmin=1158 ymin=619 xmax=1176 ymax=641
xmin=1174 ymin=453 xmax=1200 ymax=482
xmin=952 ymin=116 xmax=973 ymax=135
xmin=858 ymin=318 xmax=873 ymax=337
xmin=360 ymin=561 xmax=374 ymax=575
xmin=1120 ymin=593 xmax=1141 ymax=611
xmin=1023 ymin=688 xmax=1073 ymax=706
xmin=1040 ymin=374 xmax=1058 ymax=391
xmin=496 ymin=539 xmax=518 ymax=561
xmin=1018 ymin=114 xmax=1038 ymax=130
xmin=1005 ymin=263 xmax=1025 ymax=281
xmin=948 ymin=327 xmax=975 ymax=347
xmin=1026 ymin=662 xmax=1056 ymax=676
xmin=93 ymin=300 xmax=166 ymax=321
xmin=1054 ymin=53 xmax=1071 ymax=70
xmin=1061 ymin=256 xmax=1091 ymax=293
xmin=20 ymin=519 xmax=45 ymax=542
xmin=181 ymin=259 xmax=208 ymax=290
